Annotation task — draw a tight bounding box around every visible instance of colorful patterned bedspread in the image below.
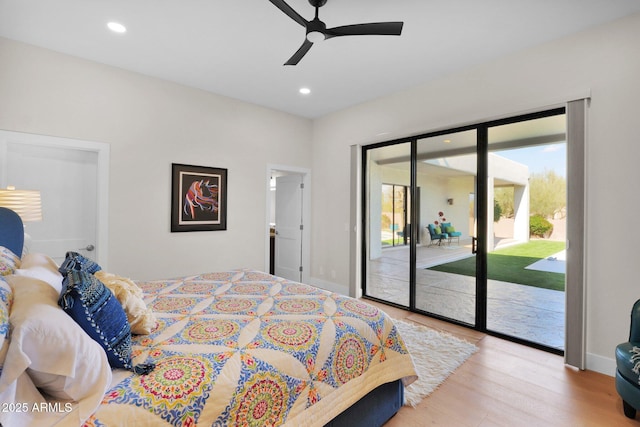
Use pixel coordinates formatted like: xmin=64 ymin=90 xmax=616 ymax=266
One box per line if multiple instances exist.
xmin=83 ymin=270 xmax=417 ymax=426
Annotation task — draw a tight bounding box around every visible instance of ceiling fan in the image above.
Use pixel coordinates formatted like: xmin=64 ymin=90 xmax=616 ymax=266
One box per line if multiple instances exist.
xmin=268 ymin=0 xmax=404 ymax=66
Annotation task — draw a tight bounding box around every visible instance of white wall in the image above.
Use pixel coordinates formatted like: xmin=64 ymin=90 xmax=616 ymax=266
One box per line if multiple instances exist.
xmin=0 ymin=37 xmax=312 ymax=281
xmin=311 ymin=12 xmax=640 ymax=373
xmin=2 ymin=11 xmax=639 ymax=374
xmin=437 ymin=176 xmax=473 ymax=238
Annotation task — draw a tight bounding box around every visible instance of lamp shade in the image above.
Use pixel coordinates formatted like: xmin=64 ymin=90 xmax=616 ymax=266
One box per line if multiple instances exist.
xmin=0 ymin=188 xmax=42 ymax=222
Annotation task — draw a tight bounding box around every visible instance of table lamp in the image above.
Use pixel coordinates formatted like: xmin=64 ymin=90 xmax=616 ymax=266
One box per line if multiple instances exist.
xmin=0 ymin=186 xmax=42 ymax=254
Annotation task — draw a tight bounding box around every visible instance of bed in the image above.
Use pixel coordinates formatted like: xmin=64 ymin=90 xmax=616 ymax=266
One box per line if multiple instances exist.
xmin=0 ymin=207 xmax=417 ymax=427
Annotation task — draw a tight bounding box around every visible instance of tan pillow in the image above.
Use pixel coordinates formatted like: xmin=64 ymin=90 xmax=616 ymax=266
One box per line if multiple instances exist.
xmin=94 ymin=270 xmax=156 ymax=335
xmin=14 ymin=253 xmax=63 ymax=293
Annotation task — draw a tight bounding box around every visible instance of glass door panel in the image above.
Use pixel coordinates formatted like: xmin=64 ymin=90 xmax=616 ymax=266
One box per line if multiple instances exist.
xmin=364 ymin=142 xmax=412 ymax=306
xmin=487 ymin=113 xmax=567 ymax=350
xmin=415 ymin=130 xmax=477 ymax=325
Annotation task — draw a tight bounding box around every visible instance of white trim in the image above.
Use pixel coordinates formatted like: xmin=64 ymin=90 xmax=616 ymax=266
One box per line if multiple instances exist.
xmin=586 ymin=352 xmax=616 ymax=377
xmin=0 ymin=129 xmax=110 ymax=269
xmin=265 ymin=164 xmax=311 ymax=283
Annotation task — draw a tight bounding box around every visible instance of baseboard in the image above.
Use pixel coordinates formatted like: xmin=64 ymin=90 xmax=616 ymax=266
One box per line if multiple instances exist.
xmin=586 ymin=352 xmax=616 ymax=377
xmin=307 ymin=276 xmax=349 ymax=296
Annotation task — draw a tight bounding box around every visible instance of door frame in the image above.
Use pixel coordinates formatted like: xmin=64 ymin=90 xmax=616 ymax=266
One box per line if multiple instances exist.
xmin=0 ymin=129 xmax=110 ymax=268
xmin=265 ymin=164 xmax=311 ymax=283
xmin=358 ymin=104 xmax=586 ymax=364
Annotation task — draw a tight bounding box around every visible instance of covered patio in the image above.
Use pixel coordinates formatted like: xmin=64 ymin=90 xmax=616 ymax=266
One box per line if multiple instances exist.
xmin=366 ymin=238 xmax=565 ymax=350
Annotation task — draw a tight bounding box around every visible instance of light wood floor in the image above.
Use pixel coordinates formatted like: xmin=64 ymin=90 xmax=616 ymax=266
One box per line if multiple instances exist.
xmin=363 ymin=300 xmax=637 ymax=427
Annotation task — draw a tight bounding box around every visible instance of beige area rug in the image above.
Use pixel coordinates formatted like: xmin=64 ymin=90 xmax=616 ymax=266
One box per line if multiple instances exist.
xmin=394 ymin=320 xmax=478 ymax=407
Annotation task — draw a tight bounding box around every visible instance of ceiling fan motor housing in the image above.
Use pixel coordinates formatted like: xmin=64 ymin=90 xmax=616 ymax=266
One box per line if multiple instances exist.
xmin=308 ymin=0 xmax=328 ymax=7
xmin=306 ymin=18 xmax=327 ymax=36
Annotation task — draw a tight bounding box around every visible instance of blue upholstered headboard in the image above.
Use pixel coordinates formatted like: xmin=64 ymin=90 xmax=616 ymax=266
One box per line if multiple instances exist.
xmin=0 ymin=207 xmax=24 ymax=257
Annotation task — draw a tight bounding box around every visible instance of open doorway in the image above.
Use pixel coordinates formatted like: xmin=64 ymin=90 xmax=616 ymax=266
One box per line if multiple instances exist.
xmin=381 ymin=184 xmax=418 ymax=247
xmin=265 ymin=165 xmax=311 ymax=283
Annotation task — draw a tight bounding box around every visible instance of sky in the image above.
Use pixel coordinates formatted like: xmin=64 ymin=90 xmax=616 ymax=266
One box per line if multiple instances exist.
xmin=494 ymin=143 xmax=567 ymax=177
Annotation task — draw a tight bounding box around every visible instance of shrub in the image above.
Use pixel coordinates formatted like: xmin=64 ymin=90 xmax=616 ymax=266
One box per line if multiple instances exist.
xmin=530 ymin=215 xmax=553 ymax=238
xmin=494 ymin=199 xmax=502 ymax=223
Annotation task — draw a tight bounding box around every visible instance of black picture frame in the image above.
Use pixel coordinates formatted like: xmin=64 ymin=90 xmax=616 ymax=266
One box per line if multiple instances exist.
xmin=171 ymin=163 xmax=227 ymax=232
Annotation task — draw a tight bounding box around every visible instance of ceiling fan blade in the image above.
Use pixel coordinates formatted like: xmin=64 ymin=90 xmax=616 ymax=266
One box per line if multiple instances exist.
xmin=284 ymin=39 xmax=314 ymax=66
xmin=325 ymin=22 xmax=404 ymax=39
xmin=268 ymin=0 xmax=308 ymax=28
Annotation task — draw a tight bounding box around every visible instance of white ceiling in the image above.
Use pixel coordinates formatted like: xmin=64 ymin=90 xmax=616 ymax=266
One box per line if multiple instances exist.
xmin=1 ymin=0 xmax=639 ymax=119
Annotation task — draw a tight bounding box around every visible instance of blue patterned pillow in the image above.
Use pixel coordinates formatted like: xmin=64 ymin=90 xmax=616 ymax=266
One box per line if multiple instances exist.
xmin=58 ymin=270 xmax=154 ymax=374
xmin=58 ymin=251 xmax=102 ymax=275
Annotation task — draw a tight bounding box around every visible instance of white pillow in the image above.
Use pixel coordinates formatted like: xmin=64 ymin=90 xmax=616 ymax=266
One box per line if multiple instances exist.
xmin=0 ymin=275 xmax=112 ymax=426
xmin=0 ymin=367 xmax=46 ymax=427
xmin=13 ymin=252 xmax=63 ymax=293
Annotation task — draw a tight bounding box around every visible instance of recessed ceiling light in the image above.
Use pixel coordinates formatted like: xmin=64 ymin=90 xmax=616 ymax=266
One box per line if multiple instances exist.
xmin=299 ymin=87 xmax=311 ymax=95
xmin=107 ymin=22 xmax=127 ymax=34
xmin=443 ymin=139 xmax=451 ymax=143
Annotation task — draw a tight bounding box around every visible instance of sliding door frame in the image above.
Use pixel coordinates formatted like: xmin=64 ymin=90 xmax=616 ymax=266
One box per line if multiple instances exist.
xmin=360 ymin=105 xmax=586 ymax=361
xmin=475 ymin=125 xmax=489 ymax=331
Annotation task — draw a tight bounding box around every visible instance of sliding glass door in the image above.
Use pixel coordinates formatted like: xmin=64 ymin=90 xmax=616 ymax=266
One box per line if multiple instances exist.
xmin=486 ymin=114 xmax=567 ymax=350
xmin=364 ymin=142 xmax=411 ymax=306
xmin=414 ymin=130 xmax=477 ymax=325
xmin=362 ymin=108 xmax=573 ymax=355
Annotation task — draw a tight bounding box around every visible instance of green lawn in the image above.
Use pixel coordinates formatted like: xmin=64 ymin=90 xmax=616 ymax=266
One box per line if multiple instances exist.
xmin=428 ymin=240 xmax=566 ymax=291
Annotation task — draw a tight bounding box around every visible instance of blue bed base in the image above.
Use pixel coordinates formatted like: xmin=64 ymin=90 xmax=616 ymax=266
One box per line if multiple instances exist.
xmin=324 ymin=380 xmax=404 ymax=427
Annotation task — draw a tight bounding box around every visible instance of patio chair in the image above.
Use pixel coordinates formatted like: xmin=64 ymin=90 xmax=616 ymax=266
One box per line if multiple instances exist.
xmin=441 ymin=222 xmax=462 ymax=244
xmin=615 ymin=298 xmax=640 ymax=418
xmin=426 ymin=224 xmax=448 ymax=246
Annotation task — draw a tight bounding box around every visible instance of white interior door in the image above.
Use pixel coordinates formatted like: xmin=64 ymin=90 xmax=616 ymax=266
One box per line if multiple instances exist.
xmin=0 ymin=131 xmax=107 ymax=266
xmin=275 ymin=174 xmax=303 ymax=282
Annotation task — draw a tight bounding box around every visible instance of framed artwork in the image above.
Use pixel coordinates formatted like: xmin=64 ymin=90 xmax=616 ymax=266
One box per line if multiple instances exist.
xmin=171 ymin=163 xmax=227 ymax=232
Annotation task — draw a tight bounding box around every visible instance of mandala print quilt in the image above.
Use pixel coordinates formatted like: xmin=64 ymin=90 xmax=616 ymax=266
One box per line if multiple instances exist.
xmin=82 ymin=270 xmax=417 ymax=427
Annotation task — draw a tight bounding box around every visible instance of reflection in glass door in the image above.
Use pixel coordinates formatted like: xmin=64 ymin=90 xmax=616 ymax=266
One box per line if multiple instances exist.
xmin=414 ymin=130 xmax=477 ymax=325
xmin=381 ymin=184 xmax=410 ymax=247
